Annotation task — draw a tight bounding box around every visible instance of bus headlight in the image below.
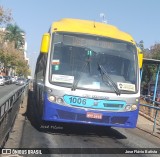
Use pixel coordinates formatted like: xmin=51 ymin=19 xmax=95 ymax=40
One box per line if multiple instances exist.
xmin=131 ymin=104 xmax=137 ymax=110
xmin=125 ymin=105 xmax=131 ymax=111
xmin=125 ymin=104 xmax=137 ymax=111
xmin=48 ymin=95 xmax=56 ymax=102
xmin=48 ymin=89 xmax=52 ymax=93
xmin=48 ymin=95 xmax=64 ymax=104
xmin=57 ymin=98 xmax=64 ymax=104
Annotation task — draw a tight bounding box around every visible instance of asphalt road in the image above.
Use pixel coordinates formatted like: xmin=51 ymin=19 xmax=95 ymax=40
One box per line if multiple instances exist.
xmin=18 ymin=119 xmax=160 ymax=157
xmin=0 ymin=84 xmax=19 ymax=97
xmin=4 ymin=90 xmax=160 ymax=157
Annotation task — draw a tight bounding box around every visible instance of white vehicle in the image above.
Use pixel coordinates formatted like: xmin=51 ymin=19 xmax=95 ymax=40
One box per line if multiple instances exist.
xmin=11 ymin=76 xmax=16 ymax=83
xmin=0 ymin=76 xmax=5 ymax=86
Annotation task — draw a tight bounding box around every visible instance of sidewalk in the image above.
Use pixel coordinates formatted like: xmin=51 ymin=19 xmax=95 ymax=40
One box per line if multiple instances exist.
xmin=137 ymin=112 xmax=160 ymax=139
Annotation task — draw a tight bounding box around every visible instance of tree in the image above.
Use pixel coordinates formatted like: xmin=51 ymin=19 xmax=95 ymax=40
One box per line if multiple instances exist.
xmin=0 ymin=42 xmax=19 ymax=75
xmin=16 ymin=59 xmax=29 ymax=77
xmin=150 ymin=43 xmax=160 ymax=60
xmin=0 ymin=6 xmax=12 ymax=68
xmin=5 ymin=24 xmax=25 ymax=49
xmin=0 ymin=6 xmax=12 ymax=26
xmin=138 ymin=40 xmax=144 ymax=51
xmin=0 ymin=6 xmax=29 ymax=76
xmin=141 ymin=42 xmax=160 ymax=86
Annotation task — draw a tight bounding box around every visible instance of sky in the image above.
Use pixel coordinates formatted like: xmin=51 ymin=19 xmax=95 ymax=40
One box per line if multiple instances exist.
xmin=1 ymin=0 xmax=160 ymax=76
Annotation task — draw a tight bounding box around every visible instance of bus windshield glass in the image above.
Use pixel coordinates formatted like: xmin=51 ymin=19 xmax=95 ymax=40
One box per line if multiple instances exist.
xmin=50 ymin=33 xmax=138 ymax=94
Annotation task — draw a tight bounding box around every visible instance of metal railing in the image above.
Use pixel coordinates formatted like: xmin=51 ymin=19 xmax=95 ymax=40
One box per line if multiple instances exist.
xmin=0 ymin=84 xmax=28 ymax=147
xmin=140 ymin=95 xmax=160 ymax=133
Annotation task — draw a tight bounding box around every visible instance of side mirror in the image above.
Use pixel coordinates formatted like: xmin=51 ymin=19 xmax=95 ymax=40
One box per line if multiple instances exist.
xmin=138 ymin=53 xmax=143 ymax=69
xmin=40 ymin=33 xmax=50 ymax=53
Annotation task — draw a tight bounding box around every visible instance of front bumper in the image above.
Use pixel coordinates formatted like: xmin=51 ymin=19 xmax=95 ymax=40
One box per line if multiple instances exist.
xmin=42 ymin=95 xmax=139 ymax=128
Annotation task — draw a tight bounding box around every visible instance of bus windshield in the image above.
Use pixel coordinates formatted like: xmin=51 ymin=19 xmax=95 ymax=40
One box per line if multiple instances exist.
xmin=50 ymin=33 xmax=138 ymax=94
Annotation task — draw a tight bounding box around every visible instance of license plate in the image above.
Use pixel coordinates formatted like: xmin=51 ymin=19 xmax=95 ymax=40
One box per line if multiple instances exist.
xmin=86 ymin=112 xmax=102 ymax=119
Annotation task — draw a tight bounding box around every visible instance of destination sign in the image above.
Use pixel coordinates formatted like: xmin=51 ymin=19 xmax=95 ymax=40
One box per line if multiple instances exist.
xmin=63 ymin=35 xmax=127 ymax=51
xmin=54 ymin=33 xmax=128 ymax=51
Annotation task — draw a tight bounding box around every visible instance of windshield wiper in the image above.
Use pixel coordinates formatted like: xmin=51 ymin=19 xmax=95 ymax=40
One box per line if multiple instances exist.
xmin=71 ymin=49 xmax=93 ymax=91
xmin=71 ymin=61 xmax=88 ymax=91
xmin=98 ymin=63 xmax=121 ymax=95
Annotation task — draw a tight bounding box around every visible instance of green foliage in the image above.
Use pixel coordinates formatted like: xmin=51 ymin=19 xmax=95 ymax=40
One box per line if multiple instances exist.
xmin=0 ymin=6 xmax=29 ymax=77
xmin=142 ymin=65 xmax=156 ymax=84
xmin=137 ymin=40 xmax=144 ymax=51
xmin=151 ymin=43 xmax=160 ymax=60
xmin=141 ymin=42 xmax=160 ymax=85
xmin=16 ymin=60 xmax=28 ymax=76
xmin=5 ymin=24 xmax=25 ymax=49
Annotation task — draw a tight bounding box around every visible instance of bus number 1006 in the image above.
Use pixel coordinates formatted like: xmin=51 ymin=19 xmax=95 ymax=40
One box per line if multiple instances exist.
xmin=69 ymin=97 xmax=86 ymax=105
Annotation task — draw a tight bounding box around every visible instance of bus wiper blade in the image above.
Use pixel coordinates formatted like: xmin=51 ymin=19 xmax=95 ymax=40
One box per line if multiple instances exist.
xmin=71 ymin=61 xmax=88 ymax=91
xmin=98 ymin=63 xmax=121 ymax=96
xmin=71 ymin=49 xmax=93 ymax=91
xmin=71 ymin=48 xmax=96 ymax=91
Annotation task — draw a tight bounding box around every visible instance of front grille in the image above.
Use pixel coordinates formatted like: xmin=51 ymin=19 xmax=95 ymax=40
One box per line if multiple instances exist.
xmin=57 ymin=109 xmax=75 ymax=120
xmin=57 ymin=109 xmax=129 ymax=125
xmin=111 ymin=117 xmax=129 ymax=124
xmin=103 ymin=103 xmax=124 ymax=108
xmin=57 ymin=109 xmax=109 ymax=123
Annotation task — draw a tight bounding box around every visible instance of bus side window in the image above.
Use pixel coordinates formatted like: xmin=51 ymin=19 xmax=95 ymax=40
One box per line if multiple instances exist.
xmin=35 ymin=54 xmax=45 ymax=83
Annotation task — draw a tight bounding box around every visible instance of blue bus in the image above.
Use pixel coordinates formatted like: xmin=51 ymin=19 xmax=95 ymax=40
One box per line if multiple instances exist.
xmin=34 ymin=18 xmax=143 ymax=128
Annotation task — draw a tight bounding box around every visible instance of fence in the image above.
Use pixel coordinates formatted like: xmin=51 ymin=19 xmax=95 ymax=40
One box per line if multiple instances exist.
xmin=0 ymin=85 xmax=28 ymax=147
xmin=140 ymin=95 xmax=160 ymax=133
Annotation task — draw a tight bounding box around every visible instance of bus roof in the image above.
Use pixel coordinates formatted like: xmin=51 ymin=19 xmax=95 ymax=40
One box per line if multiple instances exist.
xmin=51 ymin=18 xmax=135 ymax=44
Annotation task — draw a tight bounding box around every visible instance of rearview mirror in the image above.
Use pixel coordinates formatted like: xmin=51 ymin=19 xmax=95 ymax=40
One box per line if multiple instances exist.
xmin=40 ymin=33 xmax=50 ymax=53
